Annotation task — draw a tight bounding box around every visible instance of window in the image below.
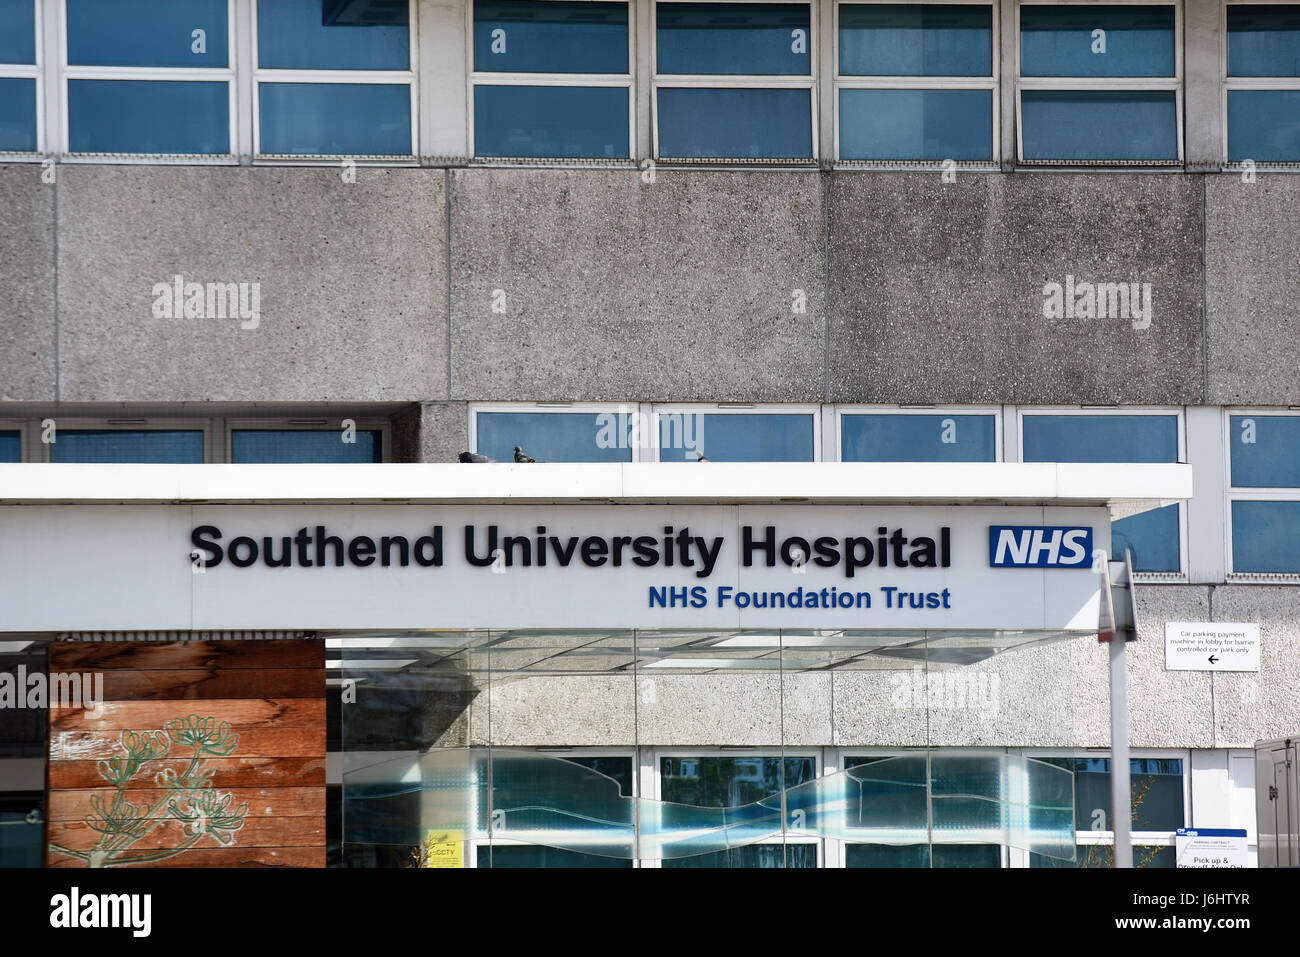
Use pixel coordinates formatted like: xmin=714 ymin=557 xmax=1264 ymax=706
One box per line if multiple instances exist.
xmin=654 ymin=1 xmax=816 ymax=160
xmin=1228 ymin=412 xmax=1300 ymax=574
xmin=653 ymin=406 xmax=817 ymax=461
xmin=472 ymin=406 xmax=639 ymax=462
xmin=0 ymin=0 xmax=38 ymax=154
xmin=64 ymin=0 xmax=233 ymax=156
xmin=0 ymin=430 xmax=20 ymax=462
xmin=838 ymin=409 xmax=998 ymax=461
xmin=1226 ymin=4 xmax=1300 ymax=163
xmin=1020 ymin=411 xmax=1183 ymax=574
xmin=47 ymin=429 xmax=206 ymax=463
xmin=836 ymin=2 xmax=996 ymax=163
xmin=254 ymin=0 xmax=415 ymax=158
xmin=472 ymin=0 xmax=632 ymax=159
xmin=0 ymin=793 xmax=43 ymax=868
xmin=1017 ymin=3 xmax=1180 ymax=164
xmin=231 ymin=429 xmax=383 ymax=463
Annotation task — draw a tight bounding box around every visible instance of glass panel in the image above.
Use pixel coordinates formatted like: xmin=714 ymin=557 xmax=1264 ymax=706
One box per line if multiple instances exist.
xmin=932 ymin=843 xmax=1000 ymax=867
xmin=656 ymin=2 xmax=811 ymax=75
xmin=657 ymin=87 xmax=812 ymax=158
xmin=1227 ymin=90 xmax=1300 ymax=163
xmin=259 ymin=82 xmax=411 ymax=155
xmin=476 ymin=844 xmax=633 ymax=866
xmin=67 ymin=0 xmax=228 ymax=68
xmin=474 ymin=85 xmax=629 ymax=158
xmin=68 ymin=80 xmax=229 ymax=154
xmin=1228 ymin=4 xmax=1300 ymax=77
xmin=841 ymin=413 xmax=996 ymax=462
xmin=257 ymin=0 xmax=410 ymax=70
xmin=0 ymin=431 xmax=18 ymax=462
xmin=839 ymin=4 xmax=992 ymax=77
xmin=1111 ymin=504 xmax=1180 ymax=572
xmin=0 ymin=795 xmax=43 ymax=867
xmin=0 ymin=78 xmax=35 ymax=151
xmin=231 ymin=429 xmax=382 ymax=463
xmin=845 ymin=842 xmax=932 ymax=867
xmin=1031 ymin=844 xmax=1174 ymax=867
xmin=475 ymin=411 xmax=633 ymax=462
xmin=48 ymin=430 xmax=204 ymax=463
xmin=1020 ymin=90 xmax=1178 ymax=162
xmin=1019 ymin=4 xmax=1175 ymax=77
xmin=657 ymin=413 xmax=814 ymax=462
xmin=661 ymin=843 xmax=818 ymax=867
xmin=1230 ymin=415 xmax=1300 ymax=487
xmin=0 ymin=0 xmax=36 ymax=64
xmin=1040 ymin=757 xmax=1184 ymax=832
xmin=1233 ymin=500 xmax=1300 ymax=573
xmin=839 ymin=89 xmax=992 ymax=161
xmin=474 ymin=0 xmax=629 ymax=73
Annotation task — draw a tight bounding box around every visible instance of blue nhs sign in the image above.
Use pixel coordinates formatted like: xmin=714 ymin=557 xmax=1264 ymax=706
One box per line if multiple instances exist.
xmin=989 ymin=526 xmax=1093 ymax=568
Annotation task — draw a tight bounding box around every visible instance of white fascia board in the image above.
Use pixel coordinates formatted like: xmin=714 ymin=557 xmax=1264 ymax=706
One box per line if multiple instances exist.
xmin=0 ymin=462 xmax=1192 ymax=509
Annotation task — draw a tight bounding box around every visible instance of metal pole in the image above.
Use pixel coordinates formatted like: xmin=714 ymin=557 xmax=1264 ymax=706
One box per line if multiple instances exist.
xmin=1109 ymin=634 xmax=1132 ymax=868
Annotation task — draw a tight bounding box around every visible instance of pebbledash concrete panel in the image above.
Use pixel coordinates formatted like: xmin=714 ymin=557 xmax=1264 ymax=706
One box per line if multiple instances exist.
xmin=826 ymin=173 xmax=1205 ymax=405
xmin=1209 ymin=585 xmax=1300 ymax=748
xmin=415 ymin=400 xmax=469 ymax=464
xmin=0 ymin=165 xmax=56 ymax=401
xmin=1127 ymin=586 xmax=1215 ymax=749
xmin=447 ymin=168 xmax=827 ymax=402
xmin=54 ymin=166 xmax=446 ymax=402
xmin=1205 ymin=176 xmax=1300 ymax=405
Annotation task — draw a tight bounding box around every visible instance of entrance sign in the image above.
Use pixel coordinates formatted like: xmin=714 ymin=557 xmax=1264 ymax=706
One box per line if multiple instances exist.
xmin=1164 ymin=622 xmax=1261 ymax=672
xmin=1175 ymin=828 xmax=1249 ymax=868
xmin=0 ymin=504 xmax=1107 ymax=631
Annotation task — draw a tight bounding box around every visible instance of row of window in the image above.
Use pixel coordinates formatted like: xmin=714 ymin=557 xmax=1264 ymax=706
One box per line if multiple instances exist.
xmin=4 ymin=406 xmax=1300 ymax=577
xmin=332 ymin=750 xmax=1189 ymax=868
xmin=2 ymin=0 xmax=1299 ymax=164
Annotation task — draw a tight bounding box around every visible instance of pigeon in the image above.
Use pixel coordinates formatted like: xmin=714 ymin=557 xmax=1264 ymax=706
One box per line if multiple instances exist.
xmin=458 ymin=451 xmax=495 ymax=463
xmin=696 ymin=452 xmax=710 ymax=462
xmin=513 ymin=446 xmax=539 ymax=463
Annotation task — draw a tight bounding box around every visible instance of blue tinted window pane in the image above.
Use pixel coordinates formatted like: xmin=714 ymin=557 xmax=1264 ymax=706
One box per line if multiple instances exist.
xmin=1020 ymin=5 xmax=1175 ymax=77
xmin=657 ymin=413 xmax=813 ymax=462
xmin=1021 ymin=90 xmax=1178 ymax=162
xmin=475 ymin=85 xmax=628 ymax=157
xmin=656 ymin=2 xmax=810 ymax=75
xmin=657 ymin=87 xmax=811 ymax=157
xmin=1021 ymin=415 xmax=1178 ymax=463
xmin=0 ymin=0 xmax=36 ymax=63
xmin=1023 ymin=415 xmax=1179 ymax=573
xmin=49 ymin=430 xmax=204 ymax=463
xmin=839 ymin=89 xmax=992 ymax=160
xmin=839 ymin=4 xmax=992 ymax=76
xmin=259 ymin=82 xmax=411 ymax=155
xmin=0 ymin=78 xmax=36 ymax=151
xmin=0 ymin=431 xmax=19 ymax=462
xmin=475 ymin=412 xmax=633 ymax=462
xmin=1228 ymin=5 xmax=1300 ymax=77
xmin=68 ymin=80 xmax=229 ymax=154
xmin=477 ymin=845 xmax=633 ymax=867
xmin=841 ymin=414 xmax=996 ymax=462
xmin=1227 ymin=90 xmax=1300 ymax=162
xmin=474 ymin=0 xmax=628 ymax=73
xmin=662 ymin=844 xmax=819 ymax=867
xmin=67 ymin=0 xmax=228 ymax=67
xmin=232 ymin=430 xmax=381 ymax=463
xmin=1233 ymin=501 xmax=1300 ymax=573
xmin=257 ymin=0 xmax=409 ymax=69
xmin=1230 ymin=415 xmax=1300 ymax=487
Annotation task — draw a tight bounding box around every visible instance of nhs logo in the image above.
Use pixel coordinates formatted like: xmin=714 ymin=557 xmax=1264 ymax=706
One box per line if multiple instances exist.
xmin=989 ymin=526 xmax=1093 ymax=568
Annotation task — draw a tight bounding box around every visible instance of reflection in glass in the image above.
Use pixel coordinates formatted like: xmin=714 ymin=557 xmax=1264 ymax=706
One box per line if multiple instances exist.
xmin=474 ymin=0 xmax=629 ymax=74
xmin=68 ymin=80 xmax=230 ymax=154
xmin=476 ymin=412 xmax=633 ymax=462
xmin=839 ymin=4 xmax=992 ymax=77
xmin=257 ymin=0 xmax=409 ymax=70
xmin=1039 ymin=757 xmax=1184 ymax=832
xmin=656 ymin=2 xmax=811 ymax=75
xmin=1228 ymin=4 xmax=1300 ymax=77
xmin=1020 ymin=5 xmax=1175 ymax=77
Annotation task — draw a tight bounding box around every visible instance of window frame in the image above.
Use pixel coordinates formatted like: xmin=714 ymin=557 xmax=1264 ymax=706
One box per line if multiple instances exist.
xmin=0 ymin=418 xmax=30 ymax=462
xmin=0 ymin=0 xmax=43 ymax=159
xmin=224 ymin=415 xmax=392 ymax=463
xmin=467 ymin=0 xmax=637 ymax=164
xmin=648 ymin=402 xmax=822 ymax=462
xmin=468 ymin=401 xmax=652 ymax=462
xmin=58 ymin=0 xmax=239 ymax=164
xmin=1223 ymin=407 xmax=1300 ymax=580
xmin=250 ymin=0 xmax=420 ymax=164
xmin=1222 ymin=0 xmax=1300 ymax=169
xmin=651 ymin=0 xmax=821 ymax=163
xmin=1016 ymin=406 xmax=1188 ymax=579
xmin=1014 ymin=0 xmax=1184 ymax=167
xmin=832 ymin=0 xmax=1000 ymax=168
xmin=33 ymin=416 xmax=219 ymax=463
xmin=832 ymin=403 xmax=1003 ymax=463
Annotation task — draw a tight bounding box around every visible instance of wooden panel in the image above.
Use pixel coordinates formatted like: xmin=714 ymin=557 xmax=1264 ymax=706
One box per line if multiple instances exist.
xmin=47 ymin=640 xmax=326 ymax=868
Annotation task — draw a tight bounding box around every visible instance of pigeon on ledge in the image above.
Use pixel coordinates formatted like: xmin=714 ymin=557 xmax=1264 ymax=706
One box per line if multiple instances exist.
xmin=458 ymin=451 xmax=495 ymax=463
xmin=514 ymin=446 xmax=540 ymax=463
xmin=696 ymin=452 xmax=710 ymax=462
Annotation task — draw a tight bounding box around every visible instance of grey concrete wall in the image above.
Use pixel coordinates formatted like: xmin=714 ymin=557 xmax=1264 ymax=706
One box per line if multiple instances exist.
xmin=51 ymin=166 xmax=446 ymax=402
xmin=0 ymin=166 xmax=55 ymax=401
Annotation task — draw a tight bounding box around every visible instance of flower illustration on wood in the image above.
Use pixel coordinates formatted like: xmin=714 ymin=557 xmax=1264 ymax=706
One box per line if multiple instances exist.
xmin=49 ymin=713 xmax=250 ymax=867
